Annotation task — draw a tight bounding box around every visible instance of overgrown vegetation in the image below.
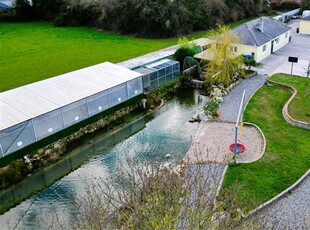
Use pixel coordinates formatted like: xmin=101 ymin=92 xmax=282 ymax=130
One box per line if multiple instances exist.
xmin=222 ymin=81 xmax=310 ymax=210
xmin=204 ymin=98 xmax=220 ymax=118
xmin=5 ymin=0 xmax=270 ymax=38
xmin=37 ymin=158 xmax=267 ymax=229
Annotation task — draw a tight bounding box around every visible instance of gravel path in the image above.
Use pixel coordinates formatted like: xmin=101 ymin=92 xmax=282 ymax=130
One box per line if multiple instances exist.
xmin=247 ymin=175 xmax=310 ymax=229
xmin=183 ymin=122 xmax=264 ymax=164
xmin=219 ymin=74 xmax=268 ymax=122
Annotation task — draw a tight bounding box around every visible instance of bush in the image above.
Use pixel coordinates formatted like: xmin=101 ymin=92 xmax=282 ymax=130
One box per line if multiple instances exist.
xmin=35 ymin=0 xmax=65 ymax=20
xmin=54 ymin=4 xmax=100 ymax=27
xmin=173 ymin=39 xmax=196 ymax=71
xmin=13 ymin=0 xmax=37 ymax=21
xmin=301 ymin=0 xmax=310 ymax=12
xmin=270 ymin=2 xmax=300 ymax=10
xmin=242 ymin=55 xmax=258 ymax=70
xmin=204 ymin=98 xmax=220 ymax=117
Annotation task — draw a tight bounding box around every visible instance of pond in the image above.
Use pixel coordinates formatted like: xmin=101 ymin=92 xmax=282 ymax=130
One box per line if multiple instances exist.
xmin=0 ymin=89 xmax=203 ymax=229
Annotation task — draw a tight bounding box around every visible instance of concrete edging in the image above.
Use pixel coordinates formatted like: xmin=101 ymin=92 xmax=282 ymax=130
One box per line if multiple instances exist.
xmin=238 ymin=122 xmax=266 ymax=164
xmin=203 ymin=120 xmax=265 ymax=164
xmin=267 ymin=78 xmax=310 ymax=130
xmin=214 ymin=164 xmax=228 ymax=205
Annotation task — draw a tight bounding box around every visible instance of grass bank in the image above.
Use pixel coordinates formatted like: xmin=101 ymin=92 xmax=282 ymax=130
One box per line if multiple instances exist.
xmin=270 ymin=74 xmax=310 ymax=123
xmin=221 ymin=82 xmax=310 ymax=210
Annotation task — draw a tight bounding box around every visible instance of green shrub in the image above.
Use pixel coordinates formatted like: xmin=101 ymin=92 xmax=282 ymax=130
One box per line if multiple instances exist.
xmin=242 ymin=55 xmax=258 ymax=70
xmin=270 ymin=2 xmax=300 ymax=10
xmin=204 ymin=98 xmax=220 ymax=117
xmin=54 ymin=4 xmax=100 ymax=27
xmin=13 ymin=0 xmax=37 ymax=21
xmin=173 ymin=39 xmax=196 ymax=70
xmin=301 ymin=0 xmax=310 ymax=12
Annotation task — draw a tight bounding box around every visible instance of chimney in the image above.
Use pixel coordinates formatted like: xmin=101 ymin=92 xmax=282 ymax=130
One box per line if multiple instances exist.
xmin=256 ymin=18 xmax=264 ymax=32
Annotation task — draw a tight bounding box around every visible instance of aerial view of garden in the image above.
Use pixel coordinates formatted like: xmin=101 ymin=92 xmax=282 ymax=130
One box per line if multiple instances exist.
xmin=0 ymin=0 xmax=309 ymax=229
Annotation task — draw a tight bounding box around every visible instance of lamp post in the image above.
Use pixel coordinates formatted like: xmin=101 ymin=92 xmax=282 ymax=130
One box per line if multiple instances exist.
xmin=233 ymin=90 xmax=246 ymax=165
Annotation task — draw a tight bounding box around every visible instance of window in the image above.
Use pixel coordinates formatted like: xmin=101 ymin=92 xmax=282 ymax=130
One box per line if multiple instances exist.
xmin=230 ymin=46 xmax=238 ymax=52
xmin=263 ymin=44 xmax=267 ymax=52
xmin=285 ymin=32 xmax=288 ymax=39
xmin=275 ymin=37 xmax=279 ymax=44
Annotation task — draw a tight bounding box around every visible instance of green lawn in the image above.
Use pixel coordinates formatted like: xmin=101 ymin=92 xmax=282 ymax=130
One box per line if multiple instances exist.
xmin=270 ymin=74 xmax=310 ymax=123
xmin=221 ymin=82 xmax=310 ymax=210
xmin=0 ymin=19 xmax=255 ymax=92
xmin=0 ymin=22 xmax=177 ymax=92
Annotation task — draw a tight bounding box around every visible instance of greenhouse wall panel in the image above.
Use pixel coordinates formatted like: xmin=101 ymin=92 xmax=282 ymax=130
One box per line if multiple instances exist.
xmin=87 ymin=90 xmax=110 ymax=116
xmin=33 ymin=109 xmax=64 ymax=140
xmin=109 ymin=83 xmax=128 ymax=106
xmin=0 ymin=121 xmax=36 ymax=157
xmin=127 ymin=77 xmax=143 ymax=98
xmin=62 ymin=100 xmax=89 ymax=127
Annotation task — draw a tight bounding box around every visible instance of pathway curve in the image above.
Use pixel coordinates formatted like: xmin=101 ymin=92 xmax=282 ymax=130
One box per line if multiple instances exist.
xmin=219 ymin=74 xmax=267 ymax=122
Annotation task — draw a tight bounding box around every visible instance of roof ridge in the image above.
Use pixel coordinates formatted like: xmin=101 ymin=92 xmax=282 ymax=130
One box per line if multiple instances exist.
xmin=244 ymin=23 xmax=260 ymax=46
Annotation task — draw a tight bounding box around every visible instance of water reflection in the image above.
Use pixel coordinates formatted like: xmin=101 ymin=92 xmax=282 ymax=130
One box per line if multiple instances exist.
xmin=0 ymin=90 xmax=201 ymax=229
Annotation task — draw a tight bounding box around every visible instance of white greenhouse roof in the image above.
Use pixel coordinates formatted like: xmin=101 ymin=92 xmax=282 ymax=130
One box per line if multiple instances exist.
xmin=0 ymin=62 xmax=142 ymax=130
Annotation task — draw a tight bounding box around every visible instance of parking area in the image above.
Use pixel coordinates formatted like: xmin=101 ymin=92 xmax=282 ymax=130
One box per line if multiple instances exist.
xmin=255 ymin=20 xmax=310 ymax=77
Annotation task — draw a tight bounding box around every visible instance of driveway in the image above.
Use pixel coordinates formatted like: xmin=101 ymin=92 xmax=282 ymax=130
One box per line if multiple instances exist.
xmin=254 ymin=20 xmax=310 ymax=77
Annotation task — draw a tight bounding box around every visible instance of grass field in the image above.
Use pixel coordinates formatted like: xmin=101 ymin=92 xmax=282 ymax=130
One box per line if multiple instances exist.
xmin=270 ymin=74 xmax=310 ymax=123
xmin=221 ymin=82 xmax=310 ymax=210
xmin=0 ymin=19 xmax=255 ymax=92
xmin=0 ymin=22 xmax=178 ymax=92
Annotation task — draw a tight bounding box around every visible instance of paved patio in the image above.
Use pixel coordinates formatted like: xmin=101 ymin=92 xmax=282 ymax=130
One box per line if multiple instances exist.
xmin=254 ymin=20 xmax=310 ymax=77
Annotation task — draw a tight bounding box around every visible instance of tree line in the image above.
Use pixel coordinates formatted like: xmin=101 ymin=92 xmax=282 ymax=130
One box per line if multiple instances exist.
xmin=8 ymin=0 xmax=270 ymax=38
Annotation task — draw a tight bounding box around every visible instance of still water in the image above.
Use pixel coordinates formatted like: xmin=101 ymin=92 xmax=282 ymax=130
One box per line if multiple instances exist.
xmin=0 ymin=90 xmax=202 ymax=229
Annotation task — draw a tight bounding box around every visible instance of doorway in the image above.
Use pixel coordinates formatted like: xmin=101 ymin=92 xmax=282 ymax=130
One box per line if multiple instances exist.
xmin=271 ymin=40 xmax=274 ymax=54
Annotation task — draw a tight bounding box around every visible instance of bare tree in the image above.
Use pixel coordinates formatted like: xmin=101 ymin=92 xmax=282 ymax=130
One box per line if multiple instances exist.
xmin=32 ymin=149 xmax=307 ymax=230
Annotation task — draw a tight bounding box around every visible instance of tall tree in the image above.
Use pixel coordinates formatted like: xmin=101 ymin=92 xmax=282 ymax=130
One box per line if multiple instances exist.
xmin=13 ymin=0 xmax=36 ymax=20
xmin=205 ymin=24 xmax=244 ymax=87
xmin=301 ymin=0 xmax=310 ymax=11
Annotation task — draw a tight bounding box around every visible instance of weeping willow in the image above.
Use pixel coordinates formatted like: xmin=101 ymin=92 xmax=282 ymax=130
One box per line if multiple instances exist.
xmin=205 ymin=24 xmax=244 ymax=87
